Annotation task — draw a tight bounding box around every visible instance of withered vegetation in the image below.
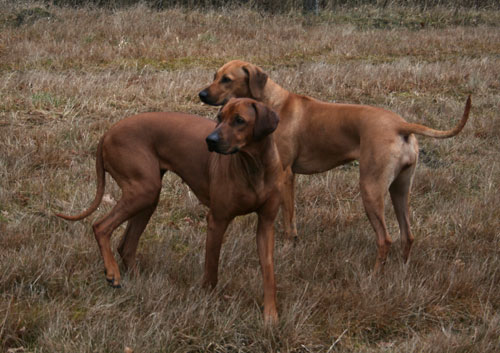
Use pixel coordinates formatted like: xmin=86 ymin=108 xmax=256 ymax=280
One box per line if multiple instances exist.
xmin=0 ymin=1 xmax=499 ymax=352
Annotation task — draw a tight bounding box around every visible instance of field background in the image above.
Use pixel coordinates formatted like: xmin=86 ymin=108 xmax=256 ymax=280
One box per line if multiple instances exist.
xmin=1 ymin=1 xmax=499 ymax=352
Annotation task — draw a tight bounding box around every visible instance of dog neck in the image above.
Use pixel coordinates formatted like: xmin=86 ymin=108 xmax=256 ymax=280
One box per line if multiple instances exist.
xmin=212 ymin=136 xmax=279 ymax=193
xmin=261 ymin=79 xmax=290 ymax=112
xmin=238 ymin=135 xmax=278 ymax=173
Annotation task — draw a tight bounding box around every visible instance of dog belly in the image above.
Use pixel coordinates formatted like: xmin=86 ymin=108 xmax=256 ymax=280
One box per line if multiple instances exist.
xmin=292 ymin=157 xmax=353 ymax=174
xmin=292 ymin=146 xmax=359 ymax=174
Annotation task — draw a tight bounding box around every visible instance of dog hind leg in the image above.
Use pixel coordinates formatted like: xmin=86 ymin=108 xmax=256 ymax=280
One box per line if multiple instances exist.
xmin=359 ymin=154 xmax=396 ymax=272
xmin=389 ymin=161 xmax=416 ymax=263
xmin=117 ymin=196 xmax=160 ymax=273
xmin=92 ymin=178 xmax=161 ymax=287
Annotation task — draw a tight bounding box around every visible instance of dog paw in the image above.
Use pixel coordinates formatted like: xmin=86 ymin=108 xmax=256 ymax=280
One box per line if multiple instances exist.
xmin=104 ymin=273 xmax=122 ymax=288
xmin=107 ymin=279 xmax=122 ymax=289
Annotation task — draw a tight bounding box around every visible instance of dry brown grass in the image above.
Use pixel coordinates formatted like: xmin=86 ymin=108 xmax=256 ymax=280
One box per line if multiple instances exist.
xmin=1 ymin=1 xmax=499 ymax=352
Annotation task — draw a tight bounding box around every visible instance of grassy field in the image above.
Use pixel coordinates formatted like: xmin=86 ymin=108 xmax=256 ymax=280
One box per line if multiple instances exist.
xmin=1 ymin=1 xmax=499 ymax=352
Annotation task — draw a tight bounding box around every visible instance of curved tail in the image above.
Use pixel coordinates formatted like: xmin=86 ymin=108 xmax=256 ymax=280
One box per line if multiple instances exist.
xmin=56 ymin=137 xmax=106 ymax=221
xmin=398 ymin=96 xmax=471 ymax=138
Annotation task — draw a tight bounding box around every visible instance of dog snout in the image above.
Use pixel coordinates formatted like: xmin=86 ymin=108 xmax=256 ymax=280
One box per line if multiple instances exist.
xmin=199 ymin=89 xmax=224 ymax=106
xmin=199 ymin=89 xmax=209 ymax=103
xmin=206 ymin=131 xmax=220 ymax=152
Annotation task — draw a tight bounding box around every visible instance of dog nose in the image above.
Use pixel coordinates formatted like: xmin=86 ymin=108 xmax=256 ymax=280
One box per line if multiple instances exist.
xmin=206 ymin=131 xmax=219 ymax=151
xmin=199 ymin=90 xmax=208 ymax=102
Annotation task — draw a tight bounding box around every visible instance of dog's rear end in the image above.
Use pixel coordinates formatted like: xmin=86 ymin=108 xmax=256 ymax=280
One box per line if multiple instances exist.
xmin=57 ymin=112 xmax=216 ymax=286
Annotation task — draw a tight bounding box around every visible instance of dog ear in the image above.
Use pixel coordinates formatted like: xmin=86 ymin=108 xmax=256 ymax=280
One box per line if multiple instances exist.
xmin=243 ymin=65 xmax=268 ymax=100
xmin=252 ymin=102 xmax=279 ymax=141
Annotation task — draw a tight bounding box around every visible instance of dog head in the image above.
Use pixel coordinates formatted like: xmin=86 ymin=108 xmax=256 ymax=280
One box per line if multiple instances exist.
xmin=199 ymin=60 xmax=268 ymax=106
xmin=206 ymin=98 xmax=279 ymax=154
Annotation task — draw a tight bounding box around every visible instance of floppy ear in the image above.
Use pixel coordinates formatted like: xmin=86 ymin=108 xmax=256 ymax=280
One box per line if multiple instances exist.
xmin=252 ymin=102 xmax=280 ymax=141
xmin=243 ymin=65 xmax=268 ymax=100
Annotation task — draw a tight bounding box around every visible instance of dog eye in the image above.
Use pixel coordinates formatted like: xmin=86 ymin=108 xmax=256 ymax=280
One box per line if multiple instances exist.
xmin=234 ymin=116 xmax=245 ymax=125
xmin=220 ymin=76 xmax=232 ymax=84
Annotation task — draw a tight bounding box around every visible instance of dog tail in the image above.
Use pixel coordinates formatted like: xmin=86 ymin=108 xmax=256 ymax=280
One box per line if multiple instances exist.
xmin=398 ymin=96 xmax=471 ymax=138
xmin=56 ymin=137 xmax=106 ymax=221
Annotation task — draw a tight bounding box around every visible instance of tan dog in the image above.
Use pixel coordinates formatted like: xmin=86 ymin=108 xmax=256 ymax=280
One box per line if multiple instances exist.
xmin=56 ymin=98 xmax=282 ymax=324
xmin=199 ymin=60 xmax=471 ymax=271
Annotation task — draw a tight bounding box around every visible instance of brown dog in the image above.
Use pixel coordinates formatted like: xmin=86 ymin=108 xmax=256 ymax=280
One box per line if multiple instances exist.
xmin=56 ymin=98 xmax=283 ymax=324
xmin=199 ymin=60 xmax=471 ymax=271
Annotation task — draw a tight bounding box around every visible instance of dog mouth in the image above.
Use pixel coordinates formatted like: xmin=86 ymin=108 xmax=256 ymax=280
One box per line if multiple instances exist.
xmin=218 ymin=146 xmax=239 ymax=155
xmin=206 ymin=141 xmax=219 ymax=152
xmin=207 ymin=142 xmax=239 ymax=155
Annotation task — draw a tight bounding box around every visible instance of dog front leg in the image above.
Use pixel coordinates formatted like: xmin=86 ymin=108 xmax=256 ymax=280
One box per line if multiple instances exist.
xmin=203 ymin=211 xmax=230 ymax=289
xmin=281 ymin=167 xmax=298 ymax=241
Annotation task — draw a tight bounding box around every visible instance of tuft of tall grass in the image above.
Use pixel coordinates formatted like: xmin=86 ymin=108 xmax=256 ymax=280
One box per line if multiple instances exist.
xmin=0 ymin=2 xmax=499 ymax=352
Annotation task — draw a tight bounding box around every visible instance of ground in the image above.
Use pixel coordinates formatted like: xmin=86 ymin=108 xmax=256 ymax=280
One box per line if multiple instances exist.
xmin=0 ymin=2 xmax=499 ymax=352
